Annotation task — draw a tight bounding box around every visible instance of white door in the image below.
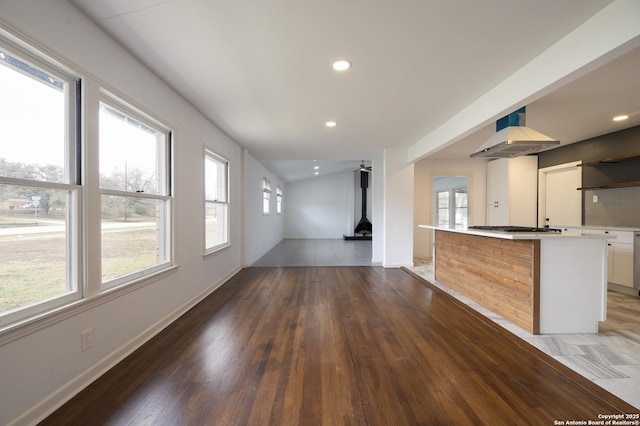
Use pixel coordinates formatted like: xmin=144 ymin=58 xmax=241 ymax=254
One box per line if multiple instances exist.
xmin=541 ymin=163 xmax=582 ymax=228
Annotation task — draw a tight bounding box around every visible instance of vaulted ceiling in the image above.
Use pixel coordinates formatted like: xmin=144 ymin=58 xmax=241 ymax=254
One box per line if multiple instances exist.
xmin=69 ymin=0 xmax=640 ymax=181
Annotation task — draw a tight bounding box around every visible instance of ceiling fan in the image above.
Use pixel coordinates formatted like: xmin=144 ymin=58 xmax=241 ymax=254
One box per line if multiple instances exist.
xmin=357 ymin=161 xmax=372 ymax=172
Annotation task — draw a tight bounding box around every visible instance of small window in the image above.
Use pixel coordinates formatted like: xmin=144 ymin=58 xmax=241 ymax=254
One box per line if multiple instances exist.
xmin=454 ymin=188 xmax=468 ymax=227
xmin=276 ymin=186 xmax=283 ymax=214
xmin=436 ymin=187 xmax=468 ymax=228
xmin=99 ymin=97 xmax=172 ymax=287
xmin=436 ymin=191 xmax=450 ymax=227
xmin=0 ymin=38 xmax=81 ymax=324
xmin=204 ymin=149 xmax=229 ymax=253
xmin=262 ymin=178 xmax=271 ymax=215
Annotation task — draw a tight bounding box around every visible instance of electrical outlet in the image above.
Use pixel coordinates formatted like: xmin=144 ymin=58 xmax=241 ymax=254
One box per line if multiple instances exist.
xmin=593 ymin=195 xmax=599 ymax=203
xmin=81 ymin=329 xmax=94 ymax=352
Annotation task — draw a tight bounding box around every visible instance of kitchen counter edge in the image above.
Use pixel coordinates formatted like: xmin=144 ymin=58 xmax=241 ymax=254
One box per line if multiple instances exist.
xmin=417 ymin=225 xmax=611 ymax=240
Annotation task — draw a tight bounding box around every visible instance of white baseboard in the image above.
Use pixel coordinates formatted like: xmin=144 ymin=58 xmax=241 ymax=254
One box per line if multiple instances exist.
xmin=383 ymin=262 xmax=414 ymax=268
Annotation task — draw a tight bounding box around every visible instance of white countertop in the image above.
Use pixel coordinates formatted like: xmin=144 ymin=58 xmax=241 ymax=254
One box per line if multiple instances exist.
xmin=558 ymin=225 xmax=640 ymax=232
xmin=418 ymin=224 xmax=611 ymax=240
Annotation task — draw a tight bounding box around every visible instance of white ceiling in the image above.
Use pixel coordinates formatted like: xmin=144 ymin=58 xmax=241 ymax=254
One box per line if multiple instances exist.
xmin=69 ymin=0 xmax=640 ymax=182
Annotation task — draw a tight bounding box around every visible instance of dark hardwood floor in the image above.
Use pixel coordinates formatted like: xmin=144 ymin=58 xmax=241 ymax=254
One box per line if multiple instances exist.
xmin=40 ymin=267 xmax=637 ymax=425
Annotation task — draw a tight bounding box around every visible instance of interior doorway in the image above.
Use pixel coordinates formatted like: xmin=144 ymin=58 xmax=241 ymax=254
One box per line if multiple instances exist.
xmin=538 ymin=161 xmax=582 ymax=228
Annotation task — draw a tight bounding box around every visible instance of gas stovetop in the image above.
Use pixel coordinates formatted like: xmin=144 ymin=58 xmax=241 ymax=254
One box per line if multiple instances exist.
xmin=468 ymin=225 xmax=562 ymax=233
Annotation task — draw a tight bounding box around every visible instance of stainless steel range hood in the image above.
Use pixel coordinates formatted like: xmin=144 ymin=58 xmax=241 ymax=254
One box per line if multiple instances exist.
xmin=470 ymin=107 xmax=559 ymax=159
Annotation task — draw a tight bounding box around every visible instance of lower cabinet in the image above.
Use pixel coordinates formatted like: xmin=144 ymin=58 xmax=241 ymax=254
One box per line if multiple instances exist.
xmin=582 ymin=228 xmax=634 ymax=288
xmin=609 ymin=241 xmax=634 ymax=288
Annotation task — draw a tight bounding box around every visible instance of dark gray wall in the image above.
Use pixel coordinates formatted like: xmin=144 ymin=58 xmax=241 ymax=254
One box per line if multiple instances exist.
xmin=538 ymin=125 xmax=640 ymax=227
xmin=539 ymin=125 xmax=640 ymax=169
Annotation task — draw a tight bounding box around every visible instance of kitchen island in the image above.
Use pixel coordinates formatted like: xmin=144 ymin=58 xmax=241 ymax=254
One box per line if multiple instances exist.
xmin=419 ymin=225 xmax=609 ymax=334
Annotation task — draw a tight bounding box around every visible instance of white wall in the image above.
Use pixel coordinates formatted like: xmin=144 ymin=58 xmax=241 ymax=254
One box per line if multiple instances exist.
xmin=370 ymin=158 xmax=384 ymax=264
xmin=413 ymin=158 xmax=488 ymax=259
xmin=243 ymin=150 xmax=285 ymax=265
xmin=284 ymin=171 xmax=355 ymax=238
xmin=0 ymin=2 xmax=244 ymax=424
xmin=382 ymin=149 xmax=414 ymax=268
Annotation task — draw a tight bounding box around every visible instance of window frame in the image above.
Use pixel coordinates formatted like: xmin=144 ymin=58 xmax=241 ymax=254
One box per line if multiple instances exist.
xmin=262 ymin=178 xmax=271 ymax=215
xmin=204 ymin=147 xmax=230 ymax=254
xmin=435 ymin=186 xmax=468 ymax=228
xmin=98 ymin=93 xmax=173 ymax=290
xmin=0 ymin=35 xmax=82 ymax=326
xmin=276 ymin=186 xmax=283 ymax=214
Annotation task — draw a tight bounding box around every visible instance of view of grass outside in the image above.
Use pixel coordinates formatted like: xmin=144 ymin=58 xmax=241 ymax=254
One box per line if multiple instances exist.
xmin=0 ymin=207 xmax=160 ymax=313
xmin=101 ymin=224 xmax=160 ymax=282
xmin=101 ymin=195 xmax=162 ymax=283
xmin=205 ymin=202 xmax=227 ymax=250
xmin=0 ymin=171 xmax=163 ymax=314
xmin=0 ymin=212 xmax=68 ymax=313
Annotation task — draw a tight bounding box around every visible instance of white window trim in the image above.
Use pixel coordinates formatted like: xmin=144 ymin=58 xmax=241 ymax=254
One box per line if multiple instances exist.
xmin=436 ymin=185 xmax=468 ymax=228
xmin=276 ymin=186 xmax=283 ymax=215
xmin=0 ymin=34 xmax=82 ymax=327
xmin=98 ymin=93 xmax=174 ymax=290
xmin=262 ymin=178 xmax=272 ymax=215
xmin=0 ymin=23 xmax=182 ymax=337
xmin=204 ymin=147 xmax=230 ymax=255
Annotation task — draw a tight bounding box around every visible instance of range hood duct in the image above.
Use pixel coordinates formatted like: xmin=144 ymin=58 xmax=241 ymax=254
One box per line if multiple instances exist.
xmin=470 ymin=107 xmax=560 ymax=159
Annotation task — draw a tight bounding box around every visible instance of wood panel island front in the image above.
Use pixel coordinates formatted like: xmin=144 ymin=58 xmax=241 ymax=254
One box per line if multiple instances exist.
xmin=418 ymin=226 xmax=609 ymax=334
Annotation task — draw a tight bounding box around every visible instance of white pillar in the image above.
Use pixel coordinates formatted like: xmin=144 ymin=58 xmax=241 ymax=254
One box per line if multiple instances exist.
xmin=382 ymin=148 xmax=414 ymax=268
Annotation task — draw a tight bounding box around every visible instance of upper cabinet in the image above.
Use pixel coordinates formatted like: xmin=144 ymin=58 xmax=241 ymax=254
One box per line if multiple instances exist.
xmin=486 ymin=156 xmax=538 ymax=226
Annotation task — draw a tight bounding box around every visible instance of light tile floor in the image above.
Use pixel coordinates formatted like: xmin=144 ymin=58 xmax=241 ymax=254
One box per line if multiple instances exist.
xmin=412 ymin=259 xmax=640 ymax=410
xmin=251 ymin=241 xmax=639 ymax=409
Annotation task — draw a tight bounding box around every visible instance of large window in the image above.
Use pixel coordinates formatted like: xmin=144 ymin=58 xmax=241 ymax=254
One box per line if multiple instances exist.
xmin=99 ymin=98 xmax=172 ymax=287
xmin=0 ymin=40 xmax=80 ymax=323
xmin=204 ymin=149 xmax=229 ymax=253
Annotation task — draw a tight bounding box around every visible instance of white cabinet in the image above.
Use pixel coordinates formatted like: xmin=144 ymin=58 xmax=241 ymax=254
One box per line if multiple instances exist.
xmin=610 ymin=242 xmax=634 ymax=287
xmin=608 ymin=231 xmax=634 ymax=288
xmin=582 ymin=228 xmax=634 ymax=288
xmin=488 ymin=204 xmax=509 ymax=225
xmin=486 ymin=156 xmax=538 ymax=226
xmin=486 ymin=158 xmax=509 ymax=204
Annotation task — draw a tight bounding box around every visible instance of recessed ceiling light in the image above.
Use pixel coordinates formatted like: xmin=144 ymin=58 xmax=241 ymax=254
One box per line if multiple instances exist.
xmin=314 ymin=172 xmax=319 ymax=175
xmin=314 ymin=166 xmax=319 ymax=170
xmin=332 ymin=60 xmax=351 ymax=71
xmin=613 ymin=114 xmax=629 ymax=122
xmin=325 ymin=121 xmax=337 ymax=128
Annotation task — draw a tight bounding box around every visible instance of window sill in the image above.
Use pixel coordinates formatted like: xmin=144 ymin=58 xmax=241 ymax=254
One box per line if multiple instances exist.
xmin=0 ymin=265 xmax=179 ymax=347
xmin=204 ymin=242 xmax=231 ymax=257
